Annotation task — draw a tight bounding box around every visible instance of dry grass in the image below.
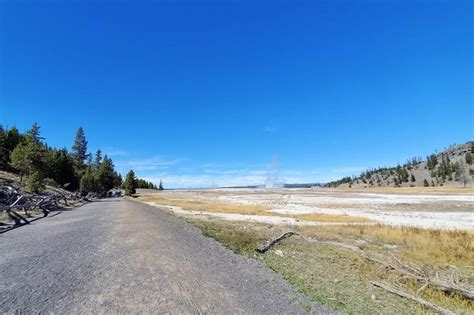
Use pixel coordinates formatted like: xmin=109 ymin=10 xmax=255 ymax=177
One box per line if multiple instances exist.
xmin=331 ymin=186 xmax=474 ymax=194
xmin=298 ymin=224 xmax=474 ymax=267
xmin=138 ymin=195 xmax=370 ymax=223
xmin=137 ymin=195 xmax=269 ymax=215
xmin=188 ymin=218 xmax=474 ymax=314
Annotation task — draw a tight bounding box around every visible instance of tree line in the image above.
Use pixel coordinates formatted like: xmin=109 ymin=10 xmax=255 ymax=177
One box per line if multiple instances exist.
xmin=0 ymin=123 xmax=164 ymax=196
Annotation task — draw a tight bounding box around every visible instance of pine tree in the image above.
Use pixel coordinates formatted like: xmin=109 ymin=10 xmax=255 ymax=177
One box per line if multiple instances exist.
xmin=423 ymin=179 xmax=430 ymax=187
xmin=410 ymin=174 xmax=416 ymax=182
xmin=94 ymin=149 xmax=102 ymax=167
xmin=80 ymin=167 xmax=99 ymax=193
xmin=26 ymin=122 xmax=42 ymax=144
xmin=466 ymin=152 xmax=472 ymax=165
xmin=124 ymin=170 xmax=137 ymax=196
xmin=159 ymin=180 xmax=164 ymax=190
xmin=0 ymin=126 xmax=8 ymax=170
xmin=10 ymin=123 xmax=46 ymax=184
xmin=98 ymin=155 xmax=116 ymax=192
xmin=72 ymin=127 xmax=88 ymax=165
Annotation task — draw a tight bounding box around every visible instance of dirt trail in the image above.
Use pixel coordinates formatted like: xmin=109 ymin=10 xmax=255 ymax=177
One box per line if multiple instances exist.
xmin=0 ymin=199 xmax=335 ymax=314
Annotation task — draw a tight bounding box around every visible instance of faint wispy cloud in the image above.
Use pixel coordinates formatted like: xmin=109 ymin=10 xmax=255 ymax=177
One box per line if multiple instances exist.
xmin=103 ymin=147 xmax=129 ymax=157
xmin=264 ymin=122 xmax=278 ymax=134
xmin=116 ymin=156 xmax=185 ymax=171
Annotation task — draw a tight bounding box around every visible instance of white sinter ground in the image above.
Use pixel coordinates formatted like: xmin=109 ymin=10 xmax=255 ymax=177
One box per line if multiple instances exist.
xmin=146 ymin=188 xmax=474 ymax=230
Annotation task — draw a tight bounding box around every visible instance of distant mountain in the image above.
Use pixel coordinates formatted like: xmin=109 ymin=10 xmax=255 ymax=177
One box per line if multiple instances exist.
xmin=327 ymin=142 xmax=474 ymax=188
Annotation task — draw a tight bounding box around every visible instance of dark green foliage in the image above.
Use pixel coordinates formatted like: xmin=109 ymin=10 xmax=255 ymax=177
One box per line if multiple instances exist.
xmin=79 ymin=155 xmax=122 ymax=194
xmin=94 ymin=149 xmax=102 ymax=167
xmin=124 ymin=170 xmax=137 ymax=196
xmin=426 ymin=154 xmax=438 ymax=170
xmin=97 ymin=155 xmax=120 ymax=192
xmin=423 ymin=179 xmax=430 ymax=187
xmin=80 ymin=167 xmax=99 ymax=193
xmin=72 ymin=127 xmax=88 ymax=166
xmin=45 ymin=148 xmax=79 ymax=190
xmin=136 ymin=178 xmax=158 ymax=189
xmin=466 ymin=152 xmax=472 ymax=165
xmin=2 ymin=123 xmax=122 ymax=195
xmin=10 ymin=123 xmax=46 ymax=184
xmin=27 ymin=171 xmax=45 ymax=193
xmin=326 ymin=176 xmax=351 ymax=188
xmin=159 ymin=180 xmax=164 ymax=190
xmin=326 ymin=142 xmax=472 ymax=188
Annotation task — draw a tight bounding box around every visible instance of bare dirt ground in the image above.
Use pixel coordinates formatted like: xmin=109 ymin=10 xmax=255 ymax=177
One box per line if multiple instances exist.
xmin=138 ymin=187 xmax=474 ymax=230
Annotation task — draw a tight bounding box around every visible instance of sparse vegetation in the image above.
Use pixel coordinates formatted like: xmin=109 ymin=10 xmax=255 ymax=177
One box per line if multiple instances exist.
xmin=188 ymin=218 xmax=474 ymax=314
xmin=327 ymin=142 xmax=473 ymax=188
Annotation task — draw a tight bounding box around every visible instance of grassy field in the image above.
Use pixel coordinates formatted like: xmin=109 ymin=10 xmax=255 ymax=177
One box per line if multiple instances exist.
xmin=186 ymin=218 xmax=473 ymax=314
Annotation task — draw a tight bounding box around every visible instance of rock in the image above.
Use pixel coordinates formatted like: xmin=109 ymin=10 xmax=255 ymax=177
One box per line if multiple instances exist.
xmin=371 ymin=294 xmax=376 ymax=300
xmin=274 ymin=249 xmax=284 ymax=257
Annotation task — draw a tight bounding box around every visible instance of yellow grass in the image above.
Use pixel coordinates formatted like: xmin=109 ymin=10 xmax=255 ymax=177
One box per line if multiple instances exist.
xmin=331 ymin=186 xmax=474 ymax=194
xmin=137 ymin=195 xmax=370 ymax=223
xmin=137 ymin=195 xmax=269 ymax=215
xmin=190 ymin=219 xmax=474 ymax=314
xmin=298 ymin=224 xmax=474 ymax=267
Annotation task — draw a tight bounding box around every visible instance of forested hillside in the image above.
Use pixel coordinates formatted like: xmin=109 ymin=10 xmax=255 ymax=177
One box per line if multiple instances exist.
xmin=327 ymin=142 xmax=474 ymax=188
xmin=0 ymin=123 xmax=122 ymax=194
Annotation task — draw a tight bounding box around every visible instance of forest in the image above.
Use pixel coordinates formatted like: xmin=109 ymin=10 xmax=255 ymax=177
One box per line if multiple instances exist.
xmin=0 ymin=123 xmax=160 ymax=196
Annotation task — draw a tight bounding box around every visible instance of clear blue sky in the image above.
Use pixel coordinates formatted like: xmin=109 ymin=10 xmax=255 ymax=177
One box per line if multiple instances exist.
xmin=1 ymin=0 xmax=472 ymax=187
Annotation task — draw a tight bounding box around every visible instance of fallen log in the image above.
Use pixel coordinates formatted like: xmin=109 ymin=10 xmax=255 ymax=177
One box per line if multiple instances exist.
xmin=300 ymin=235 xmax=473 ymax=301
xmin=256 ymin=232 xmax=295 ymax=253
xmin=370 ymin=281 xmax=455 ymax=315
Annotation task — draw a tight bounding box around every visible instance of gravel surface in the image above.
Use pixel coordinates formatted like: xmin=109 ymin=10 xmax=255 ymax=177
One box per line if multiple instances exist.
xmin=0 ymin=199 xmax=336 ymax=314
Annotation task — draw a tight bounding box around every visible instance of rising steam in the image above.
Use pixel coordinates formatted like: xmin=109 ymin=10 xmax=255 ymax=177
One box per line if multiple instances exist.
xmin=264 ymin=156 xmax=283 ymax=188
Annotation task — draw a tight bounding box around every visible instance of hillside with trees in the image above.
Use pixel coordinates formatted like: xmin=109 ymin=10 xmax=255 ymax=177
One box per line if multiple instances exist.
xmin=327 ymin=142 xmax=474 ymax=188
xmin=0 ymin=123 xmax=123 ymax=195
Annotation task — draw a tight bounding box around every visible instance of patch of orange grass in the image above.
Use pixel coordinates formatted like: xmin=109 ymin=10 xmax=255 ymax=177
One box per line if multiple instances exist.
xmin=137 ymin=195 xmax=269 ymax=215
xmin=299 ymin=224 xmax=474 ymax=267
xmin=138 ymin=195 xmax=370 ymax=223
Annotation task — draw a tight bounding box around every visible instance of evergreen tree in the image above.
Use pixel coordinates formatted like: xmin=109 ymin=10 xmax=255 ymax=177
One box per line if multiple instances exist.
xmin=72 ymin=127 xmax=88 ymax=165
xmin=26 ymin=122 xmax=42 ymax=144
xmin=97 ymin=155 xmax=117 ymax=192
xmin=159 ymin=180 xmax=164 ymax=190
xmin=94 ymin=149 xmax=103 ymax=167
xmin=45 ymin=148 xmax=78 ymax=190
xmin=423 ymin=179 xmax=430 ymax=187
xmin=0 ymin=126 xmax=8 ymax=170
xmin=410 ymin=174 xmax=416 ymax=182
xmin=27 ymin=171 xmax=45 ymax=193
xmin=124 ymin=170 xmax=137 ymax=196
xmin=466 ymin=152 xmax=472 ymax=165
xmin=10 ymin=123 xmax=46 ymax=184
xmin=80 ymin=167 xmax=99 ymax=193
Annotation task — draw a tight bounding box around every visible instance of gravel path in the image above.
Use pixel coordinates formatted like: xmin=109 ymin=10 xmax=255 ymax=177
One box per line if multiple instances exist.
xmin=0 ymin=199 xmax=335 ymax=314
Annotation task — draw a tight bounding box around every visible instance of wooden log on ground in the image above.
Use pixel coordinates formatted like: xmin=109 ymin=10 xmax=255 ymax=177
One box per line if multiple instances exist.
xmin=370 ymin=281 xmax=455 ymax=315
xmin=256 ymin=232 xmax=295 ymax=253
